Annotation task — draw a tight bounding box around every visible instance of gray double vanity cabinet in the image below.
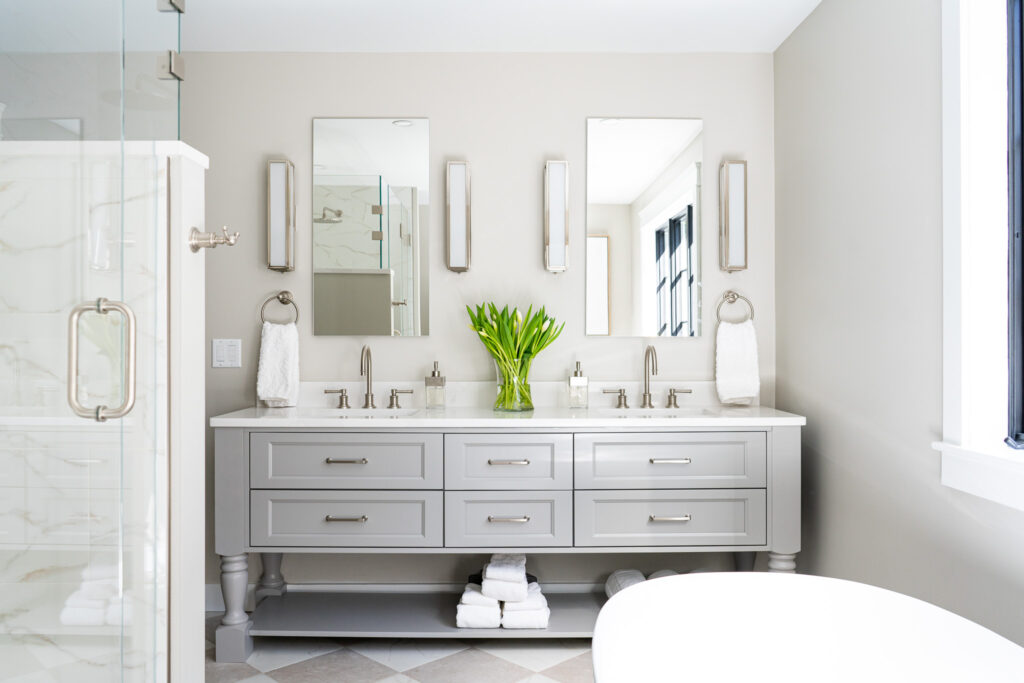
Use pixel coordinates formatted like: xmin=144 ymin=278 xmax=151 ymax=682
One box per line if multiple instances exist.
xmin=212 ymin=406 xmax=805 ymax=662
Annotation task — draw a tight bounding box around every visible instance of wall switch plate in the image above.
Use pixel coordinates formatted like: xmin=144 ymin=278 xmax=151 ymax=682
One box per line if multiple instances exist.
xmin=212 ymin=339 xmax=241 ymax=368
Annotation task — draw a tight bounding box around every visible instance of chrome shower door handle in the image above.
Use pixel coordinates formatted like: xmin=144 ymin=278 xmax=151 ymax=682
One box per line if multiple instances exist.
xmin=67 ymin=298 xmax=137 ymax=422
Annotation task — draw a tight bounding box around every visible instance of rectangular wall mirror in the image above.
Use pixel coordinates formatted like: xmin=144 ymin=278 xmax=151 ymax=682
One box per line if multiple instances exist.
xmin=586 ymin=118 xmax=703 ymax=337
xmin=312 ymin=118 xmax=430 ymax=336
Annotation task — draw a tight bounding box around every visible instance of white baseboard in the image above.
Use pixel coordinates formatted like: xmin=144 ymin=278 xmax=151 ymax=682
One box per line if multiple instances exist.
xmin=205 ymin=582 xmax=604 ymax=612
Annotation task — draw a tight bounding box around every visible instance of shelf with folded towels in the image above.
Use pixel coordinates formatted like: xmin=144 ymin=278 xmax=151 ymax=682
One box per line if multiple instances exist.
xmin=249 ymin=591 xmax=604 ymax=639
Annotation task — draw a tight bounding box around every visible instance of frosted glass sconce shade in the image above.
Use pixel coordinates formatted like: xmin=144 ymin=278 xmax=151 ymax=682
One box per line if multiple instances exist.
xmin=719 ymin=160 xmax=747 ymax=272
xmin=446 ymin=161 xmax=470 ymax=272
xmin=545 ymin=160 xmax=569 ymax=272
xmin=267 ymin=159 xmax=295 ymax=271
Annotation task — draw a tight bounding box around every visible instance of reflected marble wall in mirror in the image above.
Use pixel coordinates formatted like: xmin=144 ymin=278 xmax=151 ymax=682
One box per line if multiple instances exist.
xmin=586 ymin=118 xmax=702 ymax=337
xmin=312 ymin=118 xmax=429 ymax=336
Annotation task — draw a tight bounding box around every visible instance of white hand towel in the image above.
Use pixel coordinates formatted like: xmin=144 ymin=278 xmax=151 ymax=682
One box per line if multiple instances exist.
xmin=715 ymin=319 xmax=760 ymax=405
xmin=64 ymin=590 xmax=107 ymax=610
xmin=456 ymin=603 xmax=501 ymax=628
xmin=501 ymin=583 xmax=548 ymax=612
xmin=483 ymin=554 xmax=527 ymax=583
xmin=605 ymin=569 xmax=646 ymax=599
xmin=79 ymin=579 xmax=117 ymax=601
xmin=60 ymin=606 xmax=105 ymax=626
xmin=460 ymin=583 xmax=499 ymax=608
xmin=501 ymin=607 xmax=550 ymax=629
xmin=257 ymin=321 xmax=300 ymax=408
xmin=481 ymin=577 xmax=528 ymax=603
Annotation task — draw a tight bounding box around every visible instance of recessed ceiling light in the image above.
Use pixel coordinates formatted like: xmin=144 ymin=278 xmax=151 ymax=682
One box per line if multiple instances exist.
xmin=392 ymin=119 xmax=413 ymax=127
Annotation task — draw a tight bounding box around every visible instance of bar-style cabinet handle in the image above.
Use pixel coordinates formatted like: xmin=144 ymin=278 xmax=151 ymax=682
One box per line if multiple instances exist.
xmin=649 ymin=458 xmax=692 ymax=465
xmin=487 ymin=459 xmax=530 ymax=466
xmin=325 ymin=457 xmax=369 ymax=465
xmin=649 ymin=514 xmax=692 ymax=523
xmin=325 ymin=515 xmax=368 ymax=523
xmin=487 ymin=515 xmax=531 ymax=523
xmin=67 ymin=298 xmax=137 ymax=422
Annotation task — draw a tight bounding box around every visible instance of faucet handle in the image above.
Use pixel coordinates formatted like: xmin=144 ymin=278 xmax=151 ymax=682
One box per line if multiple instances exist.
xmin=324 ymin=388 xmax=350 ymax=409
xmin=388 ymin=388 xmax=414 ymax=409
xmin=603 ymin=388 xmax=629 ymax=409
xmin=666 ymin=388 xmax=693 ymax=409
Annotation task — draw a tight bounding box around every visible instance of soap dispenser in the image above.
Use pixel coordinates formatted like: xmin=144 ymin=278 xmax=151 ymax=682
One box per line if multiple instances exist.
xmin=568 ymin=361 xmax=589 ymax=409
xmin=425 ymin=361 xmax=446 ymax=409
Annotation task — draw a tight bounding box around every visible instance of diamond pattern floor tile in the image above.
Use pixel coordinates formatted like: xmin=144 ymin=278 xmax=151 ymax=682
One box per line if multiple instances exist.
xmin=403 ymin=648 xmax=533 ymax=683
xmin=346 ymin=638 xmax=469 ymax=672
xmin=265 ymin=648 xmax=397 ymax=683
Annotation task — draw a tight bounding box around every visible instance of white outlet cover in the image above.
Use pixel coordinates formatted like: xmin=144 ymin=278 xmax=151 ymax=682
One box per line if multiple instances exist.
xmin=212 ymin=339 xmax=241 ymax=368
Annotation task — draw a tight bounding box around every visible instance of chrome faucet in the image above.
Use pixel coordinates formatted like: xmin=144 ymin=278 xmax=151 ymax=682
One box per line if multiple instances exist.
xmin=360 ymin=345 xmax=376 ymax=408
xmin=641 ymin=345 xmax=658 ymax=409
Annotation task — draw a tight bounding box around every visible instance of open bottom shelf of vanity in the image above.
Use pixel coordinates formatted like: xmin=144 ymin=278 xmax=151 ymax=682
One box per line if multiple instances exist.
xmin=250 ymin=591 xmax=605 ymax=639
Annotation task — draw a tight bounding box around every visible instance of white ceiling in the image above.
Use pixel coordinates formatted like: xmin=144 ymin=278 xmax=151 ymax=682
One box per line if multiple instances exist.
xmin=183 ymin=0 xmax=822 ymax=53
xmin=588 ymin=118 xmax=703 ymax=205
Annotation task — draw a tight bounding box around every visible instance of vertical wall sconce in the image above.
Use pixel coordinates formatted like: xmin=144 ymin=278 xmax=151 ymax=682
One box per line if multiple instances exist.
xmin=719 ymin=160 xmax=748 ymax=272
xmin=545 ymin=160 xmax=569 ymax=272
xmin=446 ymin=161 xmax=471 ymax=272
xmin=267 ymin=159 xmax=295 ymax=272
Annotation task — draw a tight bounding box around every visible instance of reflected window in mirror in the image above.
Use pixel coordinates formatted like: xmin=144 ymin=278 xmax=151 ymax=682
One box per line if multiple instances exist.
xmin=312 ymin=118 xmax=429 ymax=336
xmin=586 ymin=118 xmax=702 ymax=337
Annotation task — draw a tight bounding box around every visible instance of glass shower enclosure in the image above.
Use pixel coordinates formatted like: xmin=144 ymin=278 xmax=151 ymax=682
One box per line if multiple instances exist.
xmin=1 ymin=1 xmax=181 ymax=680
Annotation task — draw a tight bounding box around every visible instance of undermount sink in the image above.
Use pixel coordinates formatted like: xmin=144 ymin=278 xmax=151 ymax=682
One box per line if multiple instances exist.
xmin=594 ymin=407 xmax=710 ymax=418
xmin=302 ymin=408 xmax=420 ymax=419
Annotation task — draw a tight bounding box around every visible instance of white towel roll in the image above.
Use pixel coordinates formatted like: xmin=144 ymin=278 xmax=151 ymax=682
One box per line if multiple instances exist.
xmin=647 ymin=569 xmax=679 ymax=580
xmin=481 ymin=577 xmax=528 ymax=603
xmin=715 ymin=319 xmax=760 ymax=405
xmin=605 ymin=569 xmax=646 ymax=598
xmin=502 ymin=582 xmax=548 ymax=612
xmin=456 ymin=603 xmax=500 ymax=628
xmin=257 ymin=321 xmax=300 ymax=408
xmin=501 ymin=607 xmax=550 ymax=629
xmin=483 ymin=554 xmax=527 ymax=583
xmin=461 ymin=583 xmax=499 ymax=608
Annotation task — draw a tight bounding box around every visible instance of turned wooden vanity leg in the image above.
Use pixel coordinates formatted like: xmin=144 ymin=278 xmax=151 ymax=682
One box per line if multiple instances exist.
xmin=732 ymin=551 xmax=756 ymax=572
xmin=768 ymin=552 xmax=797 ymax=573
xmin=255 ymin=552 xmax=286 ymax=601
xmin=216 ymin=553 xmax=253 ymax=663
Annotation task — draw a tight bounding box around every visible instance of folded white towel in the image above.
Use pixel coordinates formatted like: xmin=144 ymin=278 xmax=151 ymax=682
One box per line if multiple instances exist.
xmin=79 ymin=579 xmax=117 ymax=601
xmin=81 ymin=563 xmax=117 ymax=581
xmin=256 ymin=321 xmax=300 ymax=408
xmin=460 ymin=583 xmax=499 ymax=608
xmin=483 ymin=554 xmax=527 ymax=583
xmin=605 ymin=569 xmax=646 ymax=598
xmin=481 ymin=577 xmax=528 ymax=603
xmin=716 ymin=319 xmax=760 ymax=405
xmin=456 ymin=603 xmax=501 ymax=628
xmin=64 ymin=590 xmax=106 ymax=610
xmin=501 ymin=583 xmax=547 ymax=612
xmin=501 ymin=607 xmax=550 ymax=629
xmin=59 ymin=606 xmax=105 ymax=626
xmin=105 ymin=599 xmax=132 ymax=626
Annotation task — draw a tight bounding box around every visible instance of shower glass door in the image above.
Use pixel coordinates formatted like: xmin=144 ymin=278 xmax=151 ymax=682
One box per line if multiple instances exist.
xmin=0 ymin=1 xmax=179 ymax=681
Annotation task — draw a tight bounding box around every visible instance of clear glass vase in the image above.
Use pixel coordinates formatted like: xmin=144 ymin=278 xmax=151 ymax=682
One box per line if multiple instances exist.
xmin=494 ymin=359 xmax=534 ymax=412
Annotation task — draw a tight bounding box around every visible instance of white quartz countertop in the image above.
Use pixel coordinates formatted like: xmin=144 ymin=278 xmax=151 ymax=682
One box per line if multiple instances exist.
xmin=210 ymin=405 xmax=806 ymax=429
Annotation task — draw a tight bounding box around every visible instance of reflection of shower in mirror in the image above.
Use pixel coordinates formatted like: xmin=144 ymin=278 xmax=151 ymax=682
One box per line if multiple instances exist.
xmin=314 ymin=207 xmax=344 ymax=223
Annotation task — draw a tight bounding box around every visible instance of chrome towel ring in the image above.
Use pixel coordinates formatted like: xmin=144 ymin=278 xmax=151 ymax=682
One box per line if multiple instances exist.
xmin=260 ymin=290 xmax=299 ymax=324
xmin=716 ymin=290 xmax=754 ymax=323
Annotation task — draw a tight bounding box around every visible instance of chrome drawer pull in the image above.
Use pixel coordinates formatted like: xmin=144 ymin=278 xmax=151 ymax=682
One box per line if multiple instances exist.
xmin=325 ymin=457 xmax=369 ymax=465
xmin=649 ymin=514 xmax=692 ymax=522
xmin=325 ymin=515 xmax=368 ymax=523
xmin=487 ymin=459 xmax=530 ymax=466
xmin=649 ymin=458 xmax=692 ymax=464
xmin=487 ymin=515 xmax=531 ymax=523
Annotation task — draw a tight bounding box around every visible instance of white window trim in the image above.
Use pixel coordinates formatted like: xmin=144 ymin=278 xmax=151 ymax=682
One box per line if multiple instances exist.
xmin=936 ymin=0 xmax=1024 ymax=511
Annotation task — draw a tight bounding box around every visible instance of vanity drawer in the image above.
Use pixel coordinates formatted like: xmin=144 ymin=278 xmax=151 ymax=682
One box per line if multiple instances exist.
xmin=250 ymin=490 xmax=443 ymax=547
xmin=444 ymin=491 xmax=573 ymax=547
xmin=250 ymin=432 xmax=443 ymax=489
xmin=574 ymin=489 xmax=766 ymax=547
xmin=444 ymin=433 xmax=572 ymax=490
xmin=574 ymin=432 xmax=767 ymax=489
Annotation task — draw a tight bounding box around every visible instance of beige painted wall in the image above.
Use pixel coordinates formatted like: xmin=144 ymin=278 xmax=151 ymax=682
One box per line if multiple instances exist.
xmin=775 ymin=0 xmax=1024 ymax=645
xmin=183 ymin=52 xmax=776 ymax=584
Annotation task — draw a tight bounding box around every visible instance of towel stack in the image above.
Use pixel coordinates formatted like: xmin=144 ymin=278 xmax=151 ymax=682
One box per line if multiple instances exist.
xmin=59 ymin=563 xmax=131 ymax=627
xmin=457 ymin=554 xmax=550 ymax=630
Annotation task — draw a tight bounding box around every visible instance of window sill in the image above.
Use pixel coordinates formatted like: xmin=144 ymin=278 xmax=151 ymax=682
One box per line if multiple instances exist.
xmin=933 ymin=441 xmax=1024 ymax=511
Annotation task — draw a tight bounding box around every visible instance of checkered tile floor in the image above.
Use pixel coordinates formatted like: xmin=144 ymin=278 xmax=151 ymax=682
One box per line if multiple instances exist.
xmin=206 ymin=614 xmax=593 ymax=683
